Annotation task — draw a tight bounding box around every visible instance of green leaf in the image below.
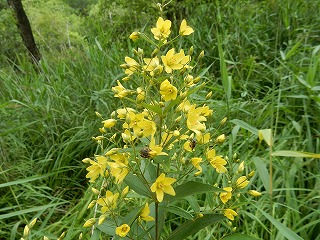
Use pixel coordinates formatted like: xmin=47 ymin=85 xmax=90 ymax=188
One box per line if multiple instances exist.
xmin=95 ymin=220 xmax=116 ymax=236
xmin=124 ymin=173 xmax=152 ymax=198
xmin=222 ymin=233 xmax=260 ymax=240
xmin=165 ymin=181 xmax=223 ymax=201
xmin=252 ymin=157 xmax=270 ymax=194
xmin=164 ymin=214 xmax=225 ymax=240
xmin=122 ymin=205 xmax=144 ymax=225
xmin=256 ymin=207 xmax=304 ymax=240
xmin=230 ymin=119 xmax=258 ymax=135
xmin=272 ymin=150 xmax=320 ymax=158
xmin=160 ymin=206 xmax=193 ymax=220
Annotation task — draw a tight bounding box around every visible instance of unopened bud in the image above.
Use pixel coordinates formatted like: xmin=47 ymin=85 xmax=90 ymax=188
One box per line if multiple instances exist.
xmin=193 ymin=77 xmax=201 ymax=84
xmin=248 ymin=190 xmax=262 ymax=197
xmin=98 ymin=214 xmax=107 ymax=225
xmin=83 ymin=218 xmax=96 ymax=228
xmin=129 ymin=31 xmax=140 ymax=41
xmin=220 ymin=117 xmax=227 ymax=125
xmin=122 ymin=76 xmax=131 ymax=81
xmin=215 ymin=134 xmax=226 ymax=143
xmin=159 ymin=101 xmax=165 ymax=108
xmin=248 ymin=171 xmax=255 ymax=178
xmin=151 ymin=48 xmax=159 ymax=57
xmin=23 ymin=225 xmax=30 ymax=237
xmin=122 ymin=186 xmax=130 ymax=196
xmin=175 ymin=116 xmax=182 ymax=123
xmin=87 ymin=200 xmax=96 ymax=209
xmin=44 ymin=236 xmax=49 ymax=240
xmin=198 ymin=50 xmax=205 ymax=59
xmin=189 ymin=46 xmax=194 ymax=55
xmin=95 ymin=111 xmax=102 ymax=118
xmin=205 ymin=91 xmax=213 ymax=99
xmin=99 ymin=127 xmax=106 ymax=134
xmin=227 ymin=221 xmax=232 ymax=226
xmin=28 ymin=218 xmax=37 ymax=229
xmin=78 ymin=233 xmax=83 ymax=240
xmin=58 ymin=232 xmax=66 ymax=240
xmin=82 ymin=158 xmax=91 ymax=163
xmin=173 ymin=130 xmax=180 ymax=137
xmin=91 ymin=187 xmax=99 ymax=195
xmin=238 ymin=161 xmax=245 ymax=173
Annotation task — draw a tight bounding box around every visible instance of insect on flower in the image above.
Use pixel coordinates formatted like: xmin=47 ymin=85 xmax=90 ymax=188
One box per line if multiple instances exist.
xmin=189 ymin=139 xmax=197 ymax=150
xmin=140 ymin=147 xmax=152 ymax=158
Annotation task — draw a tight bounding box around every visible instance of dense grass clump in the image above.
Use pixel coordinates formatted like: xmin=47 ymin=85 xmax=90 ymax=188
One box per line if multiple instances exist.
xmin=0 ymin=0 xmax=319 ymax=239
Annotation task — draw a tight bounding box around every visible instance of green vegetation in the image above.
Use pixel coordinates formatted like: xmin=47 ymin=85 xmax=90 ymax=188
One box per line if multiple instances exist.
xmin=0 ymin=0 xmax=319 ymax=239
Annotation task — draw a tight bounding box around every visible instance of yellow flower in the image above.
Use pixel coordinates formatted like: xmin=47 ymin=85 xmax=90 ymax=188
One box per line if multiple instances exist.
xmin=97 ymin=190 xmax=119 ymax=213
xmin=179 ymin=19 xmax=194 ymax=36
xmin=116 ymin=108 xmax=136 ymax=119
xmin=137 ymin=119 xmax=157 ymax=137
xmin=236 ymin=176 xmax=250 ymax=189
xmin=248 ymin=190 xmax=262 ymax=197
xmin=112 ymin=80 xmax=131 ymax=98
xmin=151 ymin=17 xmax=171 ymax=40
xmin=187 ymin=105 xmax=207 ymax=136
xmin=122 ymin=129 xmax=136 ymax=143
xmin=129 ymin=31 xmax=140 ymax=41
xmin=223 ymin=209 xmax=238 ymax=221
xmin=102 ymin=119 xmax=116 ymax=128
xmin=160 ymin=79 xmax=178 ymax=101
xmin=196 ymin=132 xmax=210 ymax=144
xmin=191 ymin=157 xmax=202 ymax=176
xmin=115 ymin=224 xmax=130 ymax=237
xmin=149 ymin=136 xmax=168 ymax=158
xmin=177 ymin=99 xmax=192 ymax=112
xmin=123 ymin=56 xmax=139 ymax=75
xmin=139 ymin=203 xmax=154 ymax=222
xmin=84 ymin=155 xmax=109 ymax=182
xmin=150 ymin=173 xmax=176 ymax=202
xmin=220 ymin=187 xmax=233 ymax=204
xmin=161 ymin=48 xmax=185 ymax=73
xmin=143 ymin=57 xmax=163 ymax=76
xmin=206 ymin=149 xmax=227 ymax=173
xmin=108 ymin=162 xmax=129 ymax=184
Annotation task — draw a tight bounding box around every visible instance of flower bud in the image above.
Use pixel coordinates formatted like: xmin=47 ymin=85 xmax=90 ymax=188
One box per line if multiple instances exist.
xmin=44 ymin=236 xmax=49 ymax=240
xmin=248 ymin=171 xmax=255 ymax=178
xmin=87 ymin=200 xmax=96 ymax=209
xmin=220 ymin=117 xmax=227 ymax=125
xmin=238 ymin=161 xmax=244 ymax=173
xmin=58 ymin=232 xmax=66 ymax=240
xmin=122 ymin=186 xmax=130 ymax=196
xmin=99 ymin=127 xmax=106 ymax=134
xmin=215 ymin=134 xmax=226 ymax=144
xmin=122 ymin=76 xmax=131 ymax=81
xmin=173 ymin=130 xmax=180 ymax=137
xmin=175 ymin=116 xmax=182 ymax=123
xmin=83 ymin=218 xmax=96 ymax=228
xmin=98 ymin=214 xmax=107 ymax=225
xmin=198 ymin=50 xmax=205 ymax=59
xmin=193 ymin=77 xmax=201 ymax=84
xmin=129 ymin=31 xmax=140 ymax=41
xmin=248 ymin=190 xmax=262 ymax=197
xmin=78 ymin=233 xmax=83 ymax=240
xmin=205 ymin=91 xmax=213 ymax=99
xmin=188 ymin=46 xmax=194 ymax=55
xmin=91 ymin=187 xmax=99 ymax=195
xmin=82 ymin=158 xmax=91 ymax=163
xmin=151 ymin=48 xmax=159 ymax=57
xmin=28 ymin=218 xmax=37 ymax=229
xmin=95 ymin=111 xmax=102 ymax=118
xmin=23 ymin=225 xmax=30 ymax=237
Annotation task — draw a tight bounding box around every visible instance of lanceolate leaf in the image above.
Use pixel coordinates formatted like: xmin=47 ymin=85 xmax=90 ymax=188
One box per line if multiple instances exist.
xmin=165 ymin=214 xmax=225 ymax=240
xmin=272 ymin=150 xmax=320 ymax=158
xmin=124 ymin=173 xmax=152 ymax=198
xmin=165 ymin=181 xmax=223 ymax=201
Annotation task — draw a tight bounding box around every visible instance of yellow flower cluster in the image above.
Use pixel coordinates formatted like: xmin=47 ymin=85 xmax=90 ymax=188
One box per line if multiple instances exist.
xmin=82 ymin=16 xmax=261 ymax=238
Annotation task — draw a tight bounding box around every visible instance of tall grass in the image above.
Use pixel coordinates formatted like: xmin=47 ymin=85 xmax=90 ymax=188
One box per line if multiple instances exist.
xmin=0 ymin=0 xmax=319 ymax=239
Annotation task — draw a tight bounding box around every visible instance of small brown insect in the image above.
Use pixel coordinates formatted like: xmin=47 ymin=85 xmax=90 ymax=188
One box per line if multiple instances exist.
xmin=140 ymin=147 xmax=152 ymax=158
xmin=189 ymin=139 xmax=197 ymax=150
